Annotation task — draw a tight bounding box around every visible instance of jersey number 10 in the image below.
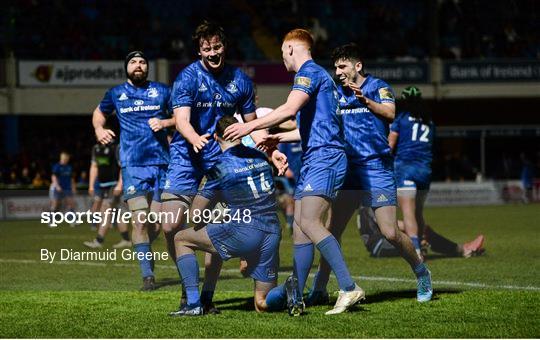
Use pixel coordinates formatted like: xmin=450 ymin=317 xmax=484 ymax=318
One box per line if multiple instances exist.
xmin=246 ymin=173 xmax=271 ymax=198
xmin=412 ymin=123 xmax=430 ymax=142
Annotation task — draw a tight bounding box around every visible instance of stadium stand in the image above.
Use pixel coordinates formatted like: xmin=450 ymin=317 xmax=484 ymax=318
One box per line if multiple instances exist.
xmin=3 ymin=0 xmax=538 ymax=61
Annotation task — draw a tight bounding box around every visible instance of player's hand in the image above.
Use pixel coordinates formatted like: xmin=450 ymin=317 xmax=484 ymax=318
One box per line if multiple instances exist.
xmin=148 ymin=118 xmax=165 ymax=132
xmin=271 ymin=149 xmax=288 ymax=176
xmin=349 ymin=83 xmax=368 ymax=105
xmin=113 ymin=183 xmax=123 ymax=196
xmin=55 ymin=185 xmax=62 ymax=192
xmin=95 ymin=127 xmax=116 ymax=145
xmin=88 ymin=187 xmax=94 ymax=196
xmin=223 ymin=122 xmax=253 ymax=141
xmin=191 ymin=133 xmax=211 ymax=153
xmin=256 ymin=134 xmax=281 ymax=153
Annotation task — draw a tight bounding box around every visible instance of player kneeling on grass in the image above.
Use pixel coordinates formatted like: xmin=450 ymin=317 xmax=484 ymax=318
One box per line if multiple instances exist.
xmin=169 ymin=116 xmax=281 ymax=316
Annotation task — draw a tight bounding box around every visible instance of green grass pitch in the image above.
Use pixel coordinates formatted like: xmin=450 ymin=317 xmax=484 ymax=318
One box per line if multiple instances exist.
xmin=1 ymin=204 xmax=539 ymax=338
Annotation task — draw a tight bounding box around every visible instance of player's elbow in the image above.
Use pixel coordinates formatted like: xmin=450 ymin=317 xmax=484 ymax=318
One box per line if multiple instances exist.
xmin=385 ymin=109 xmax=395 ymax=120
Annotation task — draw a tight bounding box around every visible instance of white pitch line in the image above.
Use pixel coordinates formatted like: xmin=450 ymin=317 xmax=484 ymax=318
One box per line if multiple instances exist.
xmin=1 ymin=258 xmax=539 ymax=292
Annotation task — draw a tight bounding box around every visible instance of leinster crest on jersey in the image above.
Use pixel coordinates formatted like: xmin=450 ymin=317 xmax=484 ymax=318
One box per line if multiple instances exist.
xmin=226 ymin=81 xmax=238 ymax=94
xmin=147 ymin=87 xmax=159 ymax=98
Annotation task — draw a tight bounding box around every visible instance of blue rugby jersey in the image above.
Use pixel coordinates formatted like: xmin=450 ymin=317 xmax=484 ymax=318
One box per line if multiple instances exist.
xmin=390 ymin=111 xmax=434 ymax=167
xmin=199 ymin=144 xmax=279 ymax=234
xmin=291 ymin=60 xmax=345 ymax=159
xmin=99 ymin=81 xmax=171 ymax=167
xmin=170 ymin=61 xmax=256 ymax=170
xmin=337 ymin=75 xmax=395 ymax=164
xmin=52 ymin=163 xmax=72 ymax=190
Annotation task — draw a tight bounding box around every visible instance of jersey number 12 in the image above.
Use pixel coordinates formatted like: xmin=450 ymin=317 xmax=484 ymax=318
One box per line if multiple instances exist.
xmin=412 ymin=123 xmax=430 ymax=142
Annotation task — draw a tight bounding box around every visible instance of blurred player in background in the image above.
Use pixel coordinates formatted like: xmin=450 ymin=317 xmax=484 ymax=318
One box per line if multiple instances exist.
xmin=226 ymin=29 xmax=364 ymax=316
xmin=388 ymin=86 xmax=434 ymax=258
xmin=49 ymin=151 xmax=77 ymax=227
xmin=92 ymin=51 xmax=175 ymax=290
xmin=306 ymin=44 xmax=432 ymax=306
xmin=87 ymin=145 xmax=102 ymax=231
xmin=169 ymin=116 xmax=281 ymax=316
xmin=162 ymin=21 xmax=287 ymax=310
xmin=88 ymin=175 xmax=102 ymax=231
xmin=83 ymin=139 xmax=131 ymax=249
xmin=357 ymin=206 xmax=485 ymax=258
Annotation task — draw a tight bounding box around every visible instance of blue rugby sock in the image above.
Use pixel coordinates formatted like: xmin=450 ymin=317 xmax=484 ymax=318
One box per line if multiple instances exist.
xmin=411 ymin=236 xmax=421 ymax=251
xmin=413 ymin=262 xmax=428 ymax=278
xmin=316 ymin=236 xmax=355 ymax=291
xmin=293 ymin=243 xmax=314 ymax=294
xmin=176 ymin=254 xmax=201 ymax=306
xmin=133 ymin=243 xmax=154 ymax=278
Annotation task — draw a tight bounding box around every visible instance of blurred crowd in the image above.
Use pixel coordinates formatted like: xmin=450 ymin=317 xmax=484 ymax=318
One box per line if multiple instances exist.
xmin=0 ymin=117 xmax=94 ymax=190
xmin=3 ymin=0 xmax=539 ymax=61
xmin=1 ymin=117 xmax=538 ymax=189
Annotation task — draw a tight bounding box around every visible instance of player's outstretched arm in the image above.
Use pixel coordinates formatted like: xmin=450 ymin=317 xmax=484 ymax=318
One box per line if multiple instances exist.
xmin=275 ymin=128 xmax=301 ymax=143
xmin=224 ymin=90 xmax=309 ymax=141
xmin=256 ymin=129 xmax=301 ymax=152
xmin=278 ymin=118 xmax=298 ymax=131
xmin=92 ymin=106 xmax=116 ymax=144
xmin=174 ymin=107 xmax=210 ymax=153
xmin=242 ymin=112 xmax=269 ymax=146
xmin=388 ymin=131 xmax=399 ymax=153
xmin=241 ymin=112 xmax=288 ymax=175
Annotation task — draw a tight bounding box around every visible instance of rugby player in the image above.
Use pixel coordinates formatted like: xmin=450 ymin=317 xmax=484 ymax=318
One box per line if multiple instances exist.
xmin=92 ymin=51 xmax=174 ymax=290
xmin=169 ymin=116 xmax=281 ymax=316
xmin=49 ymin=151 xmax=77 ymax=227
xmin=357 ymin=206 xmax=485 ymax=258
xmin=306 ymin=44 xmax=432 ymax=305
xmin=84 ymin=139 xmax=131 ymax=249
xmin=389 ymin=86 xmax=434 ymax=258
xmin=225 ymin=29 xmax=364 ymax=316
xmin=161 ymin=21 xmax=287 ymax=309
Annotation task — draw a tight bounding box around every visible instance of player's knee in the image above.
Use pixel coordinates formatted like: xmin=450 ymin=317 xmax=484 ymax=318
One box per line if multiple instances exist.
xmin=173 ymin=229 xmax=190 ymax=246
xmin=381 ymin=226 xmax=398 ymax=242
xmin=162 ymin=220 xmax=177 ymax=233
xmin=131 ymin=220 xmax=146 ymax=232
xmin=130 ymin=210 xmax=148 ymax=231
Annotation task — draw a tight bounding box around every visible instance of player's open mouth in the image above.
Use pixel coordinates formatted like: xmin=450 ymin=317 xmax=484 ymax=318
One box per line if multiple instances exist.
xmin=207 ymin=57 xmax=222 ymax=66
